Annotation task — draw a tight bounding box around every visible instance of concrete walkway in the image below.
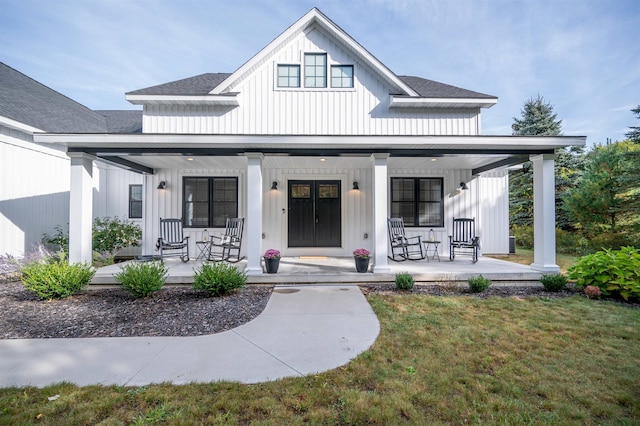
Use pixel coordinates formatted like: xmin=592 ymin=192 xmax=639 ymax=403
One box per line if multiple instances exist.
xmin=0 ymin=285 xmax=380 ymax=387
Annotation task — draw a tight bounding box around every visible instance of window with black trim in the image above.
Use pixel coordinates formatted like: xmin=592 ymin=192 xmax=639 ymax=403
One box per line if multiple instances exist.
xmin=304 ymin=53 xmax=327 ymax=88
xmin=183 ymin=177 xmax=238 ymax=227
xmin=277 ymin=64 xmax=300 ymax=87
xmin=331 ymin=65 xmax=353 ymax=88
xmin=390 ymin=177 xmax=443 ymax=227
xmin=128 ymin=184 xmax=142 ymax=219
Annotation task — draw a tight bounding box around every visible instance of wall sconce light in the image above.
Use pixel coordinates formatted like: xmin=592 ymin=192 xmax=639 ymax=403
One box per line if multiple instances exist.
xmin=353 ymin=181 xmax=359 ymax=190
xmin=460 ymin=182 xmax=469 ymax=190
xmin=270 ymin=181 xmax=278 ymax=190
xmin=157 ymin=180 xmax=167 ymax=190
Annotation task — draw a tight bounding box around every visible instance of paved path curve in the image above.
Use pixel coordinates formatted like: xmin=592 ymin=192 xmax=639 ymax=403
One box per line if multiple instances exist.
xmin=0 ymin=285 xmax=380 ymax=387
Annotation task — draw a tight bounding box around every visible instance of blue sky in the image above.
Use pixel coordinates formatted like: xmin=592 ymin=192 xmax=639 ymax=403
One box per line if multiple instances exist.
xmin=1 ymin=0 xmax=638 ymax=145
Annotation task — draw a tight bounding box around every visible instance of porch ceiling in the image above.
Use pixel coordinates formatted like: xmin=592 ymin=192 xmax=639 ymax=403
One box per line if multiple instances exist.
xmin=34 ymin=133 xmax=586 ymax=174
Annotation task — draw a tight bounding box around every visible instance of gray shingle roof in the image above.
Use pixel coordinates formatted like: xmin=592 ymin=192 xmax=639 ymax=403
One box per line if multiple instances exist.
xmin=398 ymin=76 xmax=496 ymax=99
xmin=0 ymin=62 xmax=108 ymax=132
xmin=126 ymin=73 xmax=232 ymax=96
xmin=95 ymin=110 xmax=143 ymax=133
xmin=126 ymin=72 xmax=495 ymax=101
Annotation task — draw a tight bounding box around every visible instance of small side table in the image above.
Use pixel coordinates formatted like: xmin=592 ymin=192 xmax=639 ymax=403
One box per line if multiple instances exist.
xmin=422 ymin=240 xmax=441 ymax=262
xmin=195 ymin=240 xmax=211 ymax=261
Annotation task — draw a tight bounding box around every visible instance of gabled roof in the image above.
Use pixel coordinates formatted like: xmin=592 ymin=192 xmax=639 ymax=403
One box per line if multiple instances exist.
xmin=0 ymin=62 xmax=108 ymax=133
xmin=125 ymin=8 xmax=496 ymax=108
xmin=126 ymin=73 xmax=231 ymax=96
xmin=95 ymin=110 xmax=143 ymax=133
xmin=210 ymin=7 xmax=418 ymax=97
xmin=398 ymin=76 xmax=495 ymax=99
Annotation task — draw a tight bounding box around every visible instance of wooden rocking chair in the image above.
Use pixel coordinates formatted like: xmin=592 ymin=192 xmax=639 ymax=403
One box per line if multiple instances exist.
xmin=209 ymin=218 xmax=245 ymax=263
xmin=156 ymin=218 xmax=190 ymax=262
xmin=387 ymin=218 xmax=425 ymax=261
xmin=449 ymin=217 xmax=479 ymax=263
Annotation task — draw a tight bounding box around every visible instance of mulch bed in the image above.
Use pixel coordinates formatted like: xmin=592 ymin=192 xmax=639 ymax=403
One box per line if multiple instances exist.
xmin=0 ymin=281 xmax=273 ymax=339
xmin=1 ymin=281 xmax=636 ymax=339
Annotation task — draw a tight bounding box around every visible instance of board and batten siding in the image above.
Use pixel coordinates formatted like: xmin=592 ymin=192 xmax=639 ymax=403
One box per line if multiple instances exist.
xmin=1 ymin=124 xmax=144 ymax=257
xmin=142 ymin=27 xmax=481 ymax=136
xmin=139 ymin=157 xmax=507 ymax=258
xmin=1 ymin=126 xmax=70 ymax=256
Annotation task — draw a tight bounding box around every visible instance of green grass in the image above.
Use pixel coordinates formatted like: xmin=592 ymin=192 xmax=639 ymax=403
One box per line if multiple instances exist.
xmin=1 ymin=295 xmax=638 ymax=424
xmin=488 ymin=247 xmax=578 ymax=274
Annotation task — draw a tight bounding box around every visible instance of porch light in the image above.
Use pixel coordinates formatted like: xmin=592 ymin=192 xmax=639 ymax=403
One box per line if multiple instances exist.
xmin=353 ymin=181 xmax=359 ymax=190
xmin=157 ymin=180 xmax=167 ymax=190
xmin=271 ymin=181 xmax=278 ymax=190
xmin=460 ymin=182 xmax=469 ymax=190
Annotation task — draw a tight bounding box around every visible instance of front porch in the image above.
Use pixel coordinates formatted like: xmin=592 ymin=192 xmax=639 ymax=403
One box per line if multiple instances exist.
xmin=91 ymin=255 xmax=543 ymax=287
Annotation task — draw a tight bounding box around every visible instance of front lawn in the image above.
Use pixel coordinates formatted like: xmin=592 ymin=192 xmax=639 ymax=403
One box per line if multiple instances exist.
xmin=1 ymin=295 xmax=638 ymax=424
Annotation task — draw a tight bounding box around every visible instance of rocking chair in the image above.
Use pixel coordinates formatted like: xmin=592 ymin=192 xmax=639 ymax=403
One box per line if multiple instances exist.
xmin=387 ymin=218 xmax=425 ymax=261
xmin=156 ymin=218 xmax=190 ymax=262
xmin=449 ymin=217 xmax=479 ymax=263
xmin=209 ymin=218 xmax=245 ymax=263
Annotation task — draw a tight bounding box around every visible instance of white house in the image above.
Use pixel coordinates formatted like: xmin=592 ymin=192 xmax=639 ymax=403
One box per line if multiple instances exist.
xmin=0 ymin=62 xmax=143 ymax=258
xmin=33 ymin=8 xmax=585 ymax=273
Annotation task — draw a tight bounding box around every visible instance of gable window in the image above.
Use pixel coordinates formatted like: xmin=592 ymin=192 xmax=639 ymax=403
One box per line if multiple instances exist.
xmin=304 ymin=53 xmax=327 ymax=88
xmin=277 ymin=64 xmax=300 ymax=88
xmin=128 ymin=184 xmax=142 ymax=219
xmin=331 ymin=65 xmax=354 ymax=88
xmin=390 ymin=177 xmax=444 ymax=227
xmin=183 ymin=177 xmax=238 ymax=228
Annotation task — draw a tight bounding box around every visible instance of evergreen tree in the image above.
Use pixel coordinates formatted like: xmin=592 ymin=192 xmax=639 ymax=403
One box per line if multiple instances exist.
xmin=509 ymin=95 xmax=565 ymax=228
xmin=563 ymin=141 xmax=640 ymax=241
xmin=625 ymin=105 xmax=640 ymax=143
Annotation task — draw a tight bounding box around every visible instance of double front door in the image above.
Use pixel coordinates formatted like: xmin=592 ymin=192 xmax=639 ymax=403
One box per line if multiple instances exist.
xmin=288 ymin=180 xmax=341 ymax=247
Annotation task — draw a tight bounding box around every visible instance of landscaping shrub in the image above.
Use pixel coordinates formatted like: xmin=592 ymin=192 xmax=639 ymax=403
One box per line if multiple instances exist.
xmin=468 ymin=275 xmax=491 ymax=293
xmin=395 ymin=272 xmax=414 ymax=290
xmin=193 ymin=262 xmax=246 ymax=296
xmin=568 ymin=247 xmax=640 ymax=301
xmin=584 ymin=285 xmax=602 ymax=299
xmin=21 ymin=259 xmax=95 ymax=300
xmin=540 ymin=273 xmax=568 ymax=292
xmin=93 ymin=216 xmax=142 ymax=256
xmin=510 ymin=224 xmax=533 ymax=249
xmin=42 ymin=224 xmax=69 ymax=255
xmin=114 ymin=261 xmax=168 ymax=298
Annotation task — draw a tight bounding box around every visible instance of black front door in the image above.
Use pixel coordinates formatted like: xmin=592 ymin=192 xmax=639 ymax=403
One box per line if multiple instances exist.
xmin=288 ymin=180 xmax=341 ymax=247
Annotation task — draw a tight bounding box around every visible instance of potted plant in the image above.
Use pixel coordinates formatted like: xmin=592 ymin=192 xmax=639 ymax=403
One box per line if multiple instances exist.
xmin=353 ymin=248 xmax=370 ymax=273
xmin=263 ymin=249 xmax=281 ymax=273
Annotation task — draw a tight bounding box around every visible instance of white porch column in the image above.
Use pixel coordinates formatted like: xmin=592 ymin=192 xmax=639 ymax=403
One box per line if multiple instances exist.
xmin=68 ymin=153 xmax=94 ymax=264
xmin=530 ymin=153 xmax=559 ymax=272
xmin=142 ymin=174 xmax=155 ymax=256
xmin=245 ymin=153 xmax=264 ymax=275
xmin=372 ymin=153 xmax=391 ymax=273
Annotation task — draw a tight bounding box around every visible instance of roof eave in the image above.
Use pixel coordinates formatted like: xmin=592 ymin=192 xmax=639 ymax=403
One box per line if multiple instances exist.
xmin=390 ymin=96 xmax=498 ymax=109
xmin=125 ymin=94 xmax=239 ymax=106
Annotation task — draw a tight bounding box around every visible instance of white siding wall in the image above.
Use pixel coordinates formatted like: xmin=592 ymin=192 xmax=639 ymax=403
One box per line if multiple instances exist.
xmin=142 ymin=27 xmax=480 ymax=136
xmin=1 ymin=124 xmax=144 ymax=257
xmin=141 ymin=157 xmax=499 ymax=258
xmin=478 ymin=171 xmax=510 ymax=254
xmin=0 ymin=126 xmax=70 ymax=256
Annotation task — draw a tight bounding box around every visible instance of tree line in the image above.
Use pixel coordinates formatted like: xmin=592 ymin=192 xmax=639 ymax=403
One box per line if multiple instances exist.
xmin=509 ymin=96 xmax=640 ymax=254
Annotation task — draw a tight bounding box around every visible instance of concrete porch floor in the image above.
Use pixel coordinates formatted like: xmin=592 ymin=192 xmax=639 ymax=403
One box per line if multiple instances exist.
xmin=92 ymin=255 xmax=543 ymax=287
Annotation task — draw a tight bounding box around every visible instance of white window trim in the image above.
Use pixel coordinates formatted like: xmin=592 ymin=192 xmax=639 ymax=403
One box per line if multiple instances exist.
xmin=273 ymin=51 xmax=357 ymax=92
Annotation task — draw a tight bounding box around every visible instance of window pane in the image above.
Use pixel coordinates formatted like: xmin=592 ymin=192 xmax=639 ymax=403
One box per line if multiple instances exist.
xmin=129 ymin=185 xmax=142 ymax=219
xmin=331 ymin=65 xmax=353 ymax=88
xmin=304 ymin=53 xmax=327 ymax=88
xmin=291 ymin=184 xmax=311 ymax=198
xmin=277 ymin=65 xmax=300 ymax=88
xmin=212 ymin=178 xmax=237 ymax=226
xmin=391 ymin=177 xmax=443 ymax=227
